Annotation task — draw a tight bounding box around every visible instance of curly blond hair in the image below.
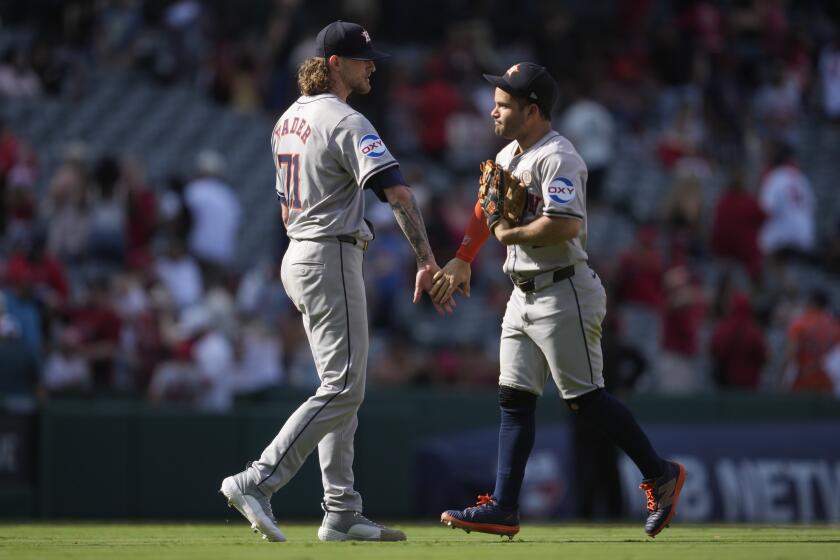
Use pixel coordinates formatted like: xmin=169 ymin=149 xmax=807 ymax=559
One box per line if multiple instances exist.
xmin=297 ymin=57 xmax=331 ymax=96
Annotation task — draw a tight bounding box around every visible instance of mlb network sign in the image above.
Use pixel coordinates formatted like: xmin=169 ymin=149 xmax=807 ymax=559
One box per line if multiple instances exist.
xmin=619 ymin=423 xmax=840 ymax=522
xmin=416 ymin=421 xmax=840 ymax=523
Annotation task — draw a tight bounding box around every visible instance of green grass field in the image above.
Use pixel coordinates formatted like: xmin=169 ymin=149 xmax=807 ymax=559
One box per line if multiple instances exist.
xmin=1 ymin=523 xmax=838 ymax=560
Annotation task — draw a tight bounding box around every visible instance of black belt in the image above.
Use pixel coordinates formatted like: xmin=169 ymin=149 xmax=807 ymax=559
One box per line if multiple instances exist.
xmin=337 ymin=235 xmax=369 ymax=251
xmin=511 ymin=264 xmax=576 ymax=293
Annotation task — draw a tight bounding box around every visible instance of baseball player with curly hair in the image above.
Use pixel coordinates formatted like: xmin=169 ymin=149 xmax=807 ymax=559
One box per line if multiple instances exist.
xmin=432 ymin=62 xmax=686 ymax=539
xmin=221 ymin=20 xmax=453 ymax=543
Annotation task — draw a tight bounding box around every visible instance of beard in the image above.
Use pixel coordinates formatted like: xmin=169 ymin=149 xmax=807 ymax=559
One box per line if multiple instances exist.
xmin=351 ymin=77 xmax=371 ymax=94
xmin=350 ymin=76 xmax=371 ymax=95
xmin=341 ymin=69 xmax=371 ymax=96
xmin=494 ymin=119 xmax=520 ymax=139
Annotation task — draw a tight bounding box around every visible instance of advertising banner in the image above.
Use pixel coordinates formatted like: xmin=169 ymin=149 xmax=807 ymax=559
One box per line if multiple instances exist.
xmin=416 ymin=422 xmax=840 ymax=522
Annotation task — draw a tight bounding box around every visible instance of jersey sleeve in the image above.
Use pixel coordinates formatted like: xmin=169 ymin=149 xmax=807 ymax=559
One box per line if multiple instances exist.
xmin=331 ymin=113 xmax=398 ymax=188
xmin=364 ymin=165 xmax=407 ymax=202
xmin=537 ymin=153 xmax=586 ymax=220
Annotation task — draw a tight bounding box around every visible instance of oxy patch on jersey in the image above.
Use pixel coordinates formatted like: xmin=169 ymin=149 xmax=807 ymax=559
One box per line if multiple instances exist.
xmin=548 ymin=176 xmax=575 ymax=204
xmin=358 ymin=134 xmax=387 ymax=158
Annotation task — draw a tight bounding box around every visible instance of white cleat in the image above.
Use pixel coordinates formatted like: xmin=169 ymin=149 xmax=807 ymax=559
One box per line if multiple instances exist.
xmin=220 ymin=471 xmax=286 ymax=542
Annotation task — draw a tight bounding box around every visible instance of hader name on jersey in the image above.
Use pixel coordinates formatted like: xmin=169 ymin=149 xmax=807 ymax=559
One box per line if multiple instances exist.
xmin=276 ymin=116 xmax=312 ymax=144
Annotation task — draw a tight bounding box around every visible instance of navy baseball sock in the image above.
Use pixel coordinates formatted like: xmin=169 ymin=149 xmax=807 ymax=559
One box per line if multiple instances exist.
xmin=493 ymin=386 xmax=538 ymax=512
xmin=566 ymin=388 xmax=664 ymax=480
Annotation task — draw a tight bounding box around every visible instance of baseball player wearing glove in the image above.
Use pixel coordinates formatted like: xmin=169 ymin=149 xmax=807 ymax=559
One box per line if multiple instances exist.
xmin=431 ymin=62 xmax=686 ymax=539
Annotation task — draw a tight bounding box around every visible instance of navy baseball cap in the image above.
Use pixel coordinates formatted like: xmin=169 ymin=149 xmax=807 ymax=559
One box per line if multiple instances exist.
xmin=315 ymin=21 xmax=390 ymax=61
xmin=483 ymin=62 xmax=558 ymax=114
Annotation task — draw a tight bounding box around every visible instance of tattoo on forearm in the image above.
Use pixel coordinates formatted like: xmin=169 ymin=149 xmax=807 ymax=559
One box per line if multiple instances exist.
xmin=391 ymin=193 xmax=433 ymax=264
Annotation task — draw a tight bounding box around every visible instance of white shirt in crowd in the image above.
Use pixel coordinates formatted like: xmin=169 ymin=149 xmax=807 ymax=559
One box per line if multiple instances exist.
xmin=558 ymin=99 xmax=616 ymax=171
xmin=0 ymin=64 xmax=42 ymax=98
xmin=758 ymin=164 xmax=815 ymax=254
xmin=42 ymin=352 xmax=91 ymax=391
xmin=233 ymin=323 xmax=283 ymax=394
xmin=155 ymin=254 xmax=204 ymax=310
xmin=184 ymin=177 xmax=242 ymax=266
xmin=193 ymin=330 xmax=235 ymax=412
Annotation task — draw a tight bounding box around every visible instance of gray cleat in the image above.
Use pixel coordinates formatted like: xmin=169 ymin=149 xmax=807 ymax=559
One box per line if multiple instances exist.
xmin=317 ymin=503 xmax=406 ymax=541
xmin=220 ymin=469 xmax=286 ymax=542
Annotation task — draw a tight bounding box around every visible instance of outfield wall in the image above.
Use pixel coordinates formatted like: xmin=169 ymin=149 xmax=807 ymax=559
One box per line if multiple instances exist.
xmin=1 ymin=390 xmax=839 ymax=521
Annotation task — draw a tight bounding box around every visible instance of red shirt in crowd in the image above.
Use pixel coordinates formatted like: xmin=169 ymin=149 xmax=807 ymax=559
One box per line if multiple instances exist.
xmin=5 ymin=253 xmax=69 ymax=306
xmin=711 ymin=189 xmax=765 ymax=278
xmin=417 ymin=63 xmax=462 ymax=157
xmin=614 ymin=235 xmax=664 ymax=309
xmin=710 ymin=293 xmax=767 ymax=388
xmin=661 ymin=264 xmax=705 ymax=356
xmin=126 ymin=187 xmax=157 ymax=267
xmin=0 ymin=130 xmax=19 ymax=174
xmin=70 ymin=305 xmax=121 ymax=345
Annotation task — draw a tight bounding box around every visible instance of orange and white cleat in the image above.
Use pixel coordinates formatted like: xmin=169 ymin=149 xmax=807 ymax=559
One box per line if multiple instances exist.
xmin=639 ymin=461 xmax=687 ymax=537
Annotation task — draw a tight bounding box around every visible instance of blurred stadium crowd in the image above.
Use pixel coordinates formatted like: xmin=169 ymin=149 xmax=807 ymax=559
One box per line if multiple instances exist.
xmin=2 ymin=0 xmax=840 ymax=412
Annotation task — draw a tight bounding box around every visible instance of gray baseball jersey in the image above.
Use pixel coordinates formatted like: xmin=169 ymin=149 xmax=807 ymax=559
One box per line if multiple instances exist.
xmin=496 ymin=131 xmax=589 ymax=275
xmin=271 ymin=93 xmax=398 ymax=241
xmin=496 ymin=130 xmax=606 ymax=399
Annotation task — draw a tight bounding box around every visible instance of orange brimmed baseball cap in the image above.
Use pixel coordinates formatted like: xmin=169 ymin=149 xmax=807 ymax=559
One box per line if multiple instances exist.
xmin=316 ymin=21 xmax=390 ymax=61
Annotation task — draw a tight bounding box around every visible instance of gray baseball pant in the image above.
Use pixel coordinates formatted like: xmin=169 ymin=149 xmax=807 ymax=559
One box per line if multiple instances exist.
xmin=249 ymin=238 xmax=366 ymax=512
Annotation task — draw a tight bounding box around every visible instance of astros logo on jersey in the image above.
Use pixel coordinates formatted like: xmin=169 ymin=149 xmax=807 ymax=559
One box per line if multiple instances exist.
xmin=359 ymin=134 xmax=387 ymax=158
xmin=548 ymin=176 xmax=575 ymax=204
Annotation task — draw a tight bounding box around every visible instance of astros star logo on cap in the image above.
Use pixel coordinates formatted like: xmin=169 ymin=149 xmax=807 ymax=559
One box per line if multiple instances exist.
xmin=361 ymin=30 xmax=371 ymax=43
xmin=506 ymin=64 xmax=521 ymax=76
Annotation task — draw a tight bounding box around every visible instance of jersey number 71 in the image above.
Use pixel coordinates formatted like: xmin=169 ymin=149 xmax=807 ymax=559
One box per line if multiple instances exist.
xmin=277 ymin=153 xmax=301 ymax=210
